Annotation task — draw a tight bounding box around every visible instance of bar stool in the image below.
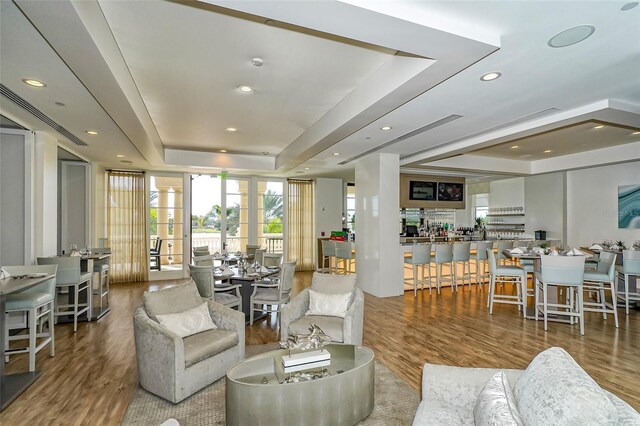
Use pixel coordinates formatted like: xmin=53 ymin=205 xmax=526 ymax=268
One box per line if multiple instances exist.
xmin=583 ymin=252 xmax=618 ymax=328
xmin=320 ymin=239 xmax=336 ymax=273
xmin=471 ymin=241 xmax=493 ymax=288
xmin=617 ymin=250 xmax=640 ymax=315
xmin=497 ymin=240 xmax=513 ymax=265
xmin=91 ymin=248 xmax=110 ymax=313
xmin=535 ymin=255 xmax=586 ymax=335
xmin=37 ymin=256 xmax=92 ymax=332
xmin=452 ymin=242 xmax=472 ymax=291
xmin=404 ymin=243 xmax=432 ymax=296
xmin=434 ymin=243 xmax=454 ymax=294
xmin=487 ymin=250 xmax=526 ymax=315
xmin=3 ymin=265 xmax=57 ymax=371
xmin=335 ymin=241 xmax=354 ymax=274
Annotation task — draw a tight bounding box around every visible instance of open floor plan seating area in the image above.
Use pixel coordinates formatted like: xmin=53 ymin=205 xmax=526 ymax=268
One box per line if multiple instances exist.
xmin=2 ymin=0 xmax=640 ymax=424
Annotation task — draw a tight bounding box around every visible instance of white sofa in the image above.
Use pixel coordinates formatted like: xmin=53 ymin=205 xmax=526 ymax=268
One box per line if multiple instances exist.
xmin=413 ymin=347 xmax=639 ymax=425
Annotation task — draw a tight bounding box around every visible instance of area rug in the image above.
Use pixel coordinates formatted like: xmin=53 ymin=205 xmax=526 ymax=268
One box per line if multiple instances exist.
xmin=123 ymin=343 xmax=419 ymax=425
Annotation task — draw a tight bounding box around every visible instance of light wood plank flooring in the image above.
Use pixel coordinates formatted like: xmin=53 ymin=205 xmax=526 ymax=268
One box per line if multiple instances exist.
xmin=1 ymin=272 xmax=638 ymax=425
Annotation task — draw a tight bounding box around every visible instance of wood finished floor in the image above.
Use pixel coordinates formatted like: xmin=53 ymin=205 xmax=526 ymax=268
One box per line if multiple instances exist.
xmin=1 ymin=272 xmax=639 ymax=425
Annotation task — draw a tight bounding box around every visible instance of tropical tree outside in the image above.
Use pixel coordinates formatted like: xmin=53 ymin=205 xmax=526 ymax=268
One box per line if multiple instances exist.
xmin=261 ymin=189 xmax=284 ymax=233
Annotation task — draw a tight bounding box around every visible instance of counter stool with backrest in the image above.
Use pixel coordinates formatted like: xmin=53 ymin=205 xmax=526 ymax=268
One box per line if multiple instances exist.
xmin=320 ymin=239 xmax=336 ymax=273
xmin=471 ymin=241 xmax=493 ymax=289
xmin=497 ymin=240 xmax=514 ymax=265
xmin=334 ymin=241 xmax=354 ymax=274
xmin=487 ymin=250 xmax=527 ymax=315
xmin=535 ymin=255 xmax=586 ymax=335
xmin=37 ymin=256 xmax=92 ymax=332
xmin=3 ymin=265 xmax=57 ymax=371
xmin=188 ymin=264 xmax=242 ymax=311
xmin=91 ymin=248 xmax=110 ymax=313
xmin=404 ymin=243 xmax=432 ymax=296
xmin=583 ymin=252 xmax=618 ymax=328
xmin=618 ymin=250 xmax=640 ymax=315
xmin=452 ymin=242 xmax=472 ymax=291
xmin=434 ymin=243 xmax=454 ymax=294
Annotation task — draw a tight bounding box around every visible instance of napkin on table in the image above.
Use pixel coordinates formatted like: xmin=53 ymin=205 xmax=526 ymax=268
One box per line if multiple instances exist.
xmin=510 ymin=247 xmax=524 ymax=254
xmin=71 ymin=251 xmax=82 ymax=257
xmin=567 ymin=248 xmax=585 ymax=256
xmin=0 ymin=268 xmax=11 ymax=279
xmin=222 ymin=267 xmax=234 ymax=276
xmin=589 ymin=244 xmax=604 ymax=250
xmin=260 ymin=265 xmax=269 ymax=273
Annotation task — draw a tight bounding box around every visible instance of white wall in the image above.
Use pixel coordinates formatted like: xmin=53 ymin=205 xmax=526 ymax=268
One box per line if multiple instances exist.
xmin=489 ymin=177 xmax=525 ymax=207
xmin=93 ymin=164 xmax=107 ymax=246
xmin=315 ymin=178 xmax=343 ymax=238
xmin=566 ymin=161 xmax=640 ymax=247
xmin=524 ymin=172 xmax=565 ymax=241
xmin=33 ymin=131 xmax=58 ymax=257
xmin=355 ymin=153 xmax=403 ymax=298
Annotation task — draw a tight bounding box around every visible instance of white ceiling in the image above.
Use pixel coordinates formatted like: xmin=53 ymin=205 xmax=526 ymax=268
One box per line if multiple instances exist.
xmin=1 ymin=0 xmax=639 ymax=180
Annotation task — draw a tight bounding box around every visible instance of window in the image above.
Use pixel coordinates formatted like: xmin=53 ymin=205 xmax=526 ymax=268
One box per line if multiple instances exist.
xmin=258 ymin=180 xmax=284 ymax=253
xmin=473 ymin=193 xmax=489 ymax=221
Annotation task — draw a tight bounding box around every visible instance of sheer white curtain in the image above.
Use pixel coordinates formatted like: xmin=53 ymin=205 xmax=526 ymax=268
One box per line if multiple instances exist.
xmin=287 ymin=179 xmax=315 ymax=271
xmin=107 ymin=171 xmax=149 ymax=283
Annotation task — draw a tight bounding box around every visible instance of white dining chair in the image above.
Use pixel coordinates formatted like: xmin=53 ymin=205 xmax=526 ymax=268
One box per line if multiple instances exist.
xmin=320 ymin=239 xmax=336 ymax=273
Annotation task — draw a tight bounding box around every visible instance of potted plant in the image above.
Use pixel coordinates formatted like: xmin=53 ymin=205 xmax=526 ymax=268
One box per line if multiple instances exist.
xmin=475 ymin=217 xmax=485 ymax=230
xmin=615 ymin=240 xmax=627 ymax=250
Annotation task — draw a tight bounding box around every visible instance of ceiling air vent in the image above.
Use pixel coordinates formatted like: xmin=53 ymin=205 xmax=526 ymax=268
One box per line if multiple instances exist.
xmin=0 ymin=84 xmax=88 ymax=146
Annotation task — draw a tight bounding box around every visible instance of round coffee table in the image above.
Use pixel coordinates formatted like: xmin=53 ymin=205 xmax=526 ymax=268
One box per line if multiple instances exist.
xmin=226 ymin=344 xmax=374 ymax=425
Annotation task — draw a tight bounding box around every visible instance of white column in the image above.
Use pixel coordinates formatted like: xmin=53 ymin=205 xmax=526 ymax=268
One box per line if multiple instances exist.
xmin=33 ymin=131 xmax=58 ymax=257
xmin=355 ymin=153 xmax=403 ymax=297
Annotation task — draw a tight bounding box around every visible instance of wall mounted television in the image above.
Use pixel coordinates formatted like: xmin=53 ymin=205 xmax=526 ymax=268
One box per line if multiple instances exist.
xmin=400 ymin=173 xmax=465 ymax=209
xmin=409 ymin=180 xmax=436 ymax=201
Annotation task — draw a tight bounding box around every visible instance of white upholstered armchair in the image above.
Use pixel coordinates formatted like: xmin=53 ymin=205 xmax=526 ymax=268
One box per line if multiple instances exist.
xmin=280 ymin=273 xmax=364 ymax=345
xmin=133 ymin=282 xmax=244 ymax=403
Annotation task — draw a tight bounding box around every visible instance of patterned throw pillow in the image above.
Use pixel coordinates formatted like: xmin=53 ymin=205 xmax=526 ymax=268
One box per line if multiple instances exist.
xmin=306 ymin=289 xmax=352 ymax=318
xmin=474 ymin=371 xmax=524 ymax=426
xmin=156 ymin=302 xmax=217 ymax=338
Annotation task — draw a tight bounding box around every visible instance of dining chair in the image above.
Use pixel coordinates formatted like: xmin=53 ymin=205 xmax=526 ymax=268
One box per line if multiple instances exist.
xmin=471 ymin=241 xmax=493 ymax=288
xmin=192 ymin=245 xmax=210 ymax=257
xmin=150 ymin=237 xmax=163 ymax=271
xmin=617 ymin=250 xmax=640 ymax=315
xmin=37 ymin=256 xmax=92 ymax=332
xmin=245 ymin=244 xmax=261 ymax=259
xmin=583 ymin=252 xmax=618 ymax=328
xmin=254 ymin=248 xmax=267 ymax=266
xmin=188 ymin=264 xmax=242 ymax=311
xmin=193 ymin=254 xmax=216 ymax=267
xmin=249 ymin=261 xmax=296 ymax=328
xmin=434 ymin=243 xmax=454 ymax=294
xmin=334 ymin=241 xmax=354 ymax=274
xmin=3 ymin=265 xmax=57 ymax=371
xmin=262 ymin=253 xmax=283 ymax=268
xmin=535 ymin=255 xmax=586 ymax=335
xmin=452 ymin=242 xmax=472 ymax=290
xmin=320 ymin=239 xmax=336 ymax=273
xmin=404 ymin=243 xmax=432 ymax=296
xmin=486 ymin=250 xmax=526 ymax=315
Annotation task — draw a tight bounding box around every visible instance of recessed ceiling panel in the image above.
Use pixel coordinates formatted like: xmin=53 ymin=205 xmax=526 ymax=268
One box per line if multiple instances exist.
xmin=470 ymin=121 xmax=640 ymax=160
xmin=99 ymin=0 xmax=396 ymax=155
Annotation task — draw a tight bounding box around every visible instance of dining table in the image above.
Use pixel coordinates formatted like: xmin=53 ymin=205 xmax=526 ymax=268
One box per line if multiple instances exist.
xmin=218 ymin=265 xmax=281 ymax=323
xmin=0 ymin=274 xmax=55 ymax=411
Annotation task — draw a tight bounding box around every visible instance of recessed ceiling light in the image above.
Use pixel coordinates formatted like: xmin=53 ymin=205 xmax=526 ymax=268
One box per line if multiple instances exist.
xmin=116 ymin=154 xmax=125 ymax=158
xmin=251 ymin=57 xmax=264 ymax=67
xmin=238 ymin=85 xmax=253 ymax=93
xmin=225 ymin=127 xmax=237 ymax=132
xmin=332 ymin=152 xmax=341 ymax=156
xmin=511 ymin=145 xmax=520 ymax=149
xmin=85 ymin=130 xmax=98 ymax=135
xmin=544 ymin=150 xmax=552 ymax=153
xmin=220 ymin=149 xmax=227 ymax=153
xmin=55 ymin=101 xmax=65 ymax=107
xmin=548 ymin=25 xmax=595 ymax=48
xmin=593 ymin=125 xmax=605 ymax=129
xmin=380 ymin=126 xmax=392 ymax=131
xmin=304 ymin=167 xmax=310 ymax=170
xmin=262 ymin=151 xmax=269 ymax=155
xmin=632 ymin=131 xmax=640 ymax=135
xmin=22 ymin=78 xmax=46 ymax=87
xmin=621 ymin=2 xmax=639 ymax=11
xmin=480 ymin=72 xmax=502 ymax=81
